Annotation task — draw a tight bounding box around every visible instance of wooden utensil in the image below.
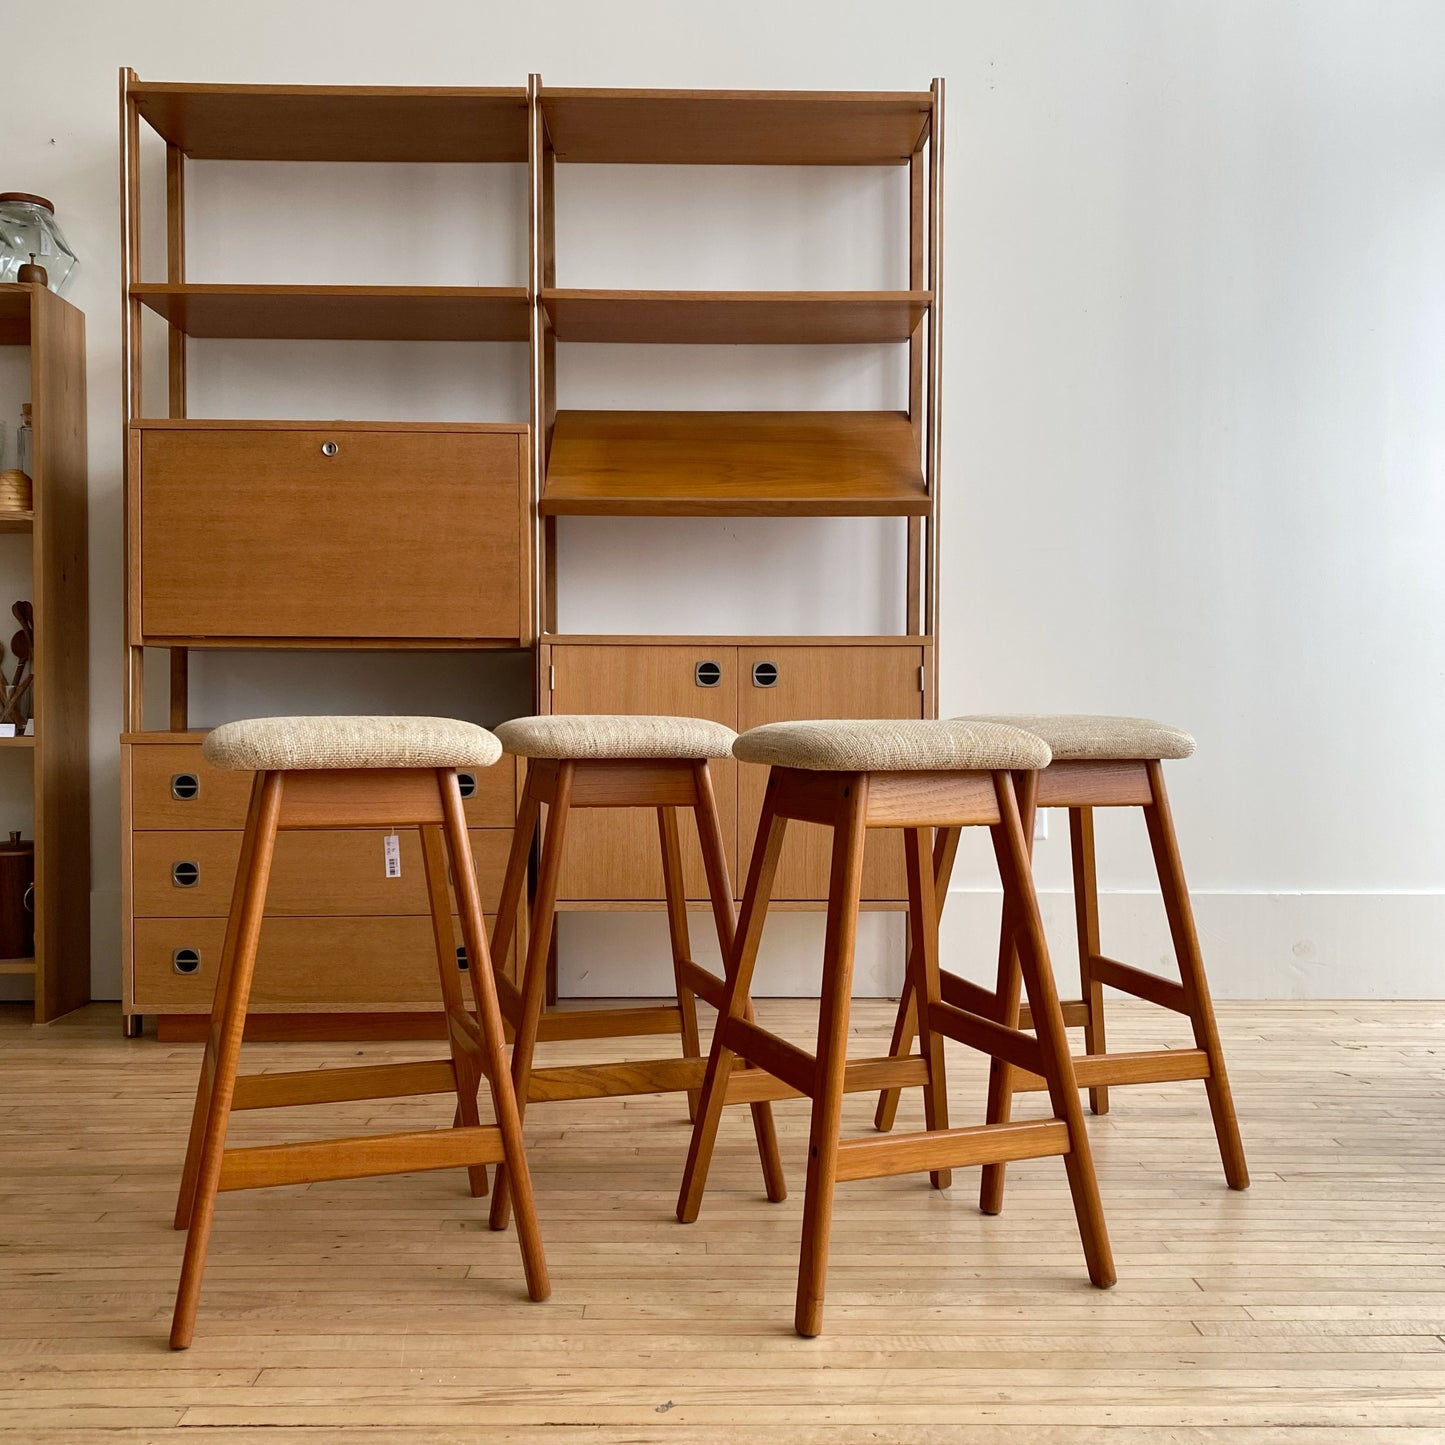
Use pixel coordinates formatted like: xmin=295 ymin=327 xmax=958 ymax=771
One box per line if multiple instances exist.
xmin=0 ymin=674 xmax=32 ymax=726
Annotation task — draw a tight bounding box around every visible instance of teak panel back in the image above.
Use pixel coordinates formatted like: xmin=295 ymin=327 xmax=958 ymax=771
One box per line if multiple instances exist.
xmin=137 ymin=426 xmax=524 ymax=640
xmin=127 ymin=743 xmax=516 ymax=830
xmin=131 ymin=828 xmax=511 ymax=917
xmin=131 ymin=915 xmax=502 ymax=1013
xmin=548 ymin=644 xmax=738 ymax=900
xmin=736 ymin=645 xmax=924 ymax=900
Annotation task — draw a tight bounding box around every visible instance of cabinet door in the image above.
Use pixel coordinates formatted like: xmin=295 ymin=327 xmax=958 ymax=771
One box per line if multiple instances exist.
xmin=138 ymin=426 xmax=524 ymax=641
xmin=549 ymin=644 xmax=738 ymax=900
xmin=736 ymin=645 xmax=925 ymax=901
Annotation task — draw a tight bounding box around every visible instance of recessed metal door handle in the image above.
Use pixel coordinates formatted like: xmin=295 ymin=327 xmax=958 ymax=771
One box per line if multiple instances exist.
xmin=695 ymin=661 xmax=722 ymax=688
xmin=751 ymin=661 xmax=779 ymax=688
xmin=172 ymin=948 xmax=201 ymax=975
xmin=170 ymin=773 xmax=200 ymax=801
xmin=171 ymin=861 xmax=200 ymax=888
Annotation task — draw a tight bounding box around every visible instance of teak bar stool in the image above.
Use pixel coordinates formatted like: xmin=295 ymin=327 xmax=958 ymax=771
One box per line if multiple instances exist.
xmin=677 ymin=719 xmax=1116 ymax=1338
xmin=169 ymin=717 xmax=548 ymax=1350
xmin=484 ymin=714 xmax=787 ymax=1232
xmin=875 ymin=714 xmax=1248 ymax=1205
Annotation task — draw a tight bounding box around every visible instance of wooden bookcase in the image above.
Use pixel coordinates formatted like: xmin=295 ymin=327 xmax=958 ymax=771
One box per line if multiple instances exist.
xmin=531 ymin=78 xmax=945 ymax=910
xmin=0 ymin=282 xmax=91 ymax=1022
xmin=118 ymin=76 xmax=533 ymax=1038
xmin=117 ymin=73 xmax=944 ymax=1033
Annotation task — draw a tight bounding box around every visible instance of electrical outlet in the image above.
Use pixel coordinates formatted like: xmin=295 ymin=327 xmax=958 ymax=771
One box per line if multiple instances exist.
xmin=1034 ymin=810 xmax=1049 ymax=842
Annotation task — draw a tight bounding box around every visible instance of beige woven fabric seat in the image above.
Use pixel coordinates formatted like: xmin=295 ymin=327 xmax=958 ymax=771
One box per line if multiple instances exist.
xmin=956 ymin=714 xmax=1194 ymax=762
xmin=732 ymin=719 xmax=1050 ymax=773
xmin=494 ymin=714 xmax=737 ymax=760
xmin=202 ymin=716 xmax=502 ymax=772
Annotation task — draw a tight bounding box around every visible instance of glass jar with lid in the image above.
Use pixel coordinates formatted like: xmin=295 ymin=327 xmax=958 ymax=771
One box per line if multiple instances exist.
xmin=0 ymin=194 xmax=78 ymax=292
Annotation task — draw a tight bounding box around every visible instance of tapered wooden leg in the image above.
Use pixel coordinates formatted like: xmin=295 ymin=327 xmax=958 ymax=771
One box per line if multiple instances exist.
xmin=979 ymin=771 xmax=1037 ymax=1216
xmin=1070 ymin=805 xmax=1109 ymax=1115
xmin=795 ymin=777 xmax=869 ymax=1338
xmin=421 ymin=821 xmax=488 ymax=1199
xmin=658 ymin=806 xmax=703 ymax=1122
xmin=174 ymin=774 xmax=264 ymax=1231
xmin=874 ymin=826 xmax=961 ymax=1133
xmin=691 ymin=760 xmax=787 ymax=1204
xmin=170 ymin=773 xmax=283 ymax=1350
xmin=486 ymin=778 xmax=540 ymax=1003
xmin=1143 ymin=761 xmax=1249 ymax=1191
xmin=904 ymin=827 xmax=950 ymax=1189
xmin=439 ymin=772 xmax=549 ymax=1300
xmin=490 ymin=763 xmax=573 ymax=1233
xmin=677 ymin=779 xmax=788 ymax=1223
xmin=990 ymin=772 xmax=1115 ymax=1289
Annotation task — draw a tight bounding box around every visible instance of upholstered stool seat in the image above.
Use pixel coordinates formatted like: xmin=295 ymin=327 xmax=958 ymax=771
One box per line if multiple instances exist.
xmin=876 ymin=710 xmax=1248 ymax=1203
xmin=203 ymin=715 xmax=503 ymax=771
xmin=958 ymin=713 xmax=1195 ymax=762
xmin=494 ymin=713 xmax=736 ymax=760
xmin=481 ymin=712 xmax=785 ymax=1234
xmin=732 ymin=718 xmax=1051 ymax=772
xmin=169 ymin=716 xmax=547 ymax=1349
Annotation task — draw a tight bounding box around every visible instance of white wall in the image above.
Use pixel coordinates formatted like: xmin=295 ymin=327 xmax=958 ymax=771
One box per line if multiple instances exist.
xmin=5 ymin=0 xmax=1444 ymax=1003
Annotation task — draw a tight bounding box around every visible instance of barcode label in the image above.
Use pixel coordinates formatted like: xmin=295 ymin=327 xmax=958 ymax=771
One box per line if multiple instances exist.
xmin=383 ymin=833 xmax=401 ymax=878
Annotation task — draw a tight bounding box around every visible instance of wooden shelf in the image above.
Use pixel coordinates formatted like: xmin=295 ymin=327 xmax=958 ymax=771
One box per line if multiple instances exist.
xmin=540 ymin=290 xmax=931 ymax=345
xmin=540 ymin=88 xmax=932 ymax=165
xmin=132 ymin=284 xmax=530 ymax=342
xmin=0 ymin=957 xmax=36 ymax=975
xmin=0 ymin=735 xmax=36 ymax=748
xmin=131 ymin=83 xmax=529 ymax=162
xmin=0 ymin=511 xmax=34 ymax=534
xmin=540 ymin=410 xmax=927 ymax=517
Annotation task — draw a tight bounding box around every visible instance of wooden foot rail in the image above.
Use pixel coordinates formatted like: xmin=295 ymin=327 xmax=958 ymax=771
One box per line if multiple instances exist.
xmin=231 ymin=1059 xmax=459 ymax=1111
xmin=836 ymin=1120 xmax=1070 ymax=1183
xmin=1007 ymin=1046 xmax=1211 ymax=1093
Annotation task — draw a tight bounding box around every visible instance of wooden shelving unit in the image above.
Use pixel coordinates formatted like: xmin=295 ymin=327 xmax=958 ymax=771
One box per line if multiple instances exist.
xmin=0 ymin=282 xmax=91 ymax=1023
xmin=119 ymin=73 xmax=531 ymax=1038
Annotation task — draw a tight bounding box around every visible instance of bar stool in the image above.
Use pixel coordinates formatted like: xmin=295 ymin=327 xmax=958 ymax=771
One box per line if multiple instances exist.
xmin=875 ymin=714 xmax=1248 ymax=1208
xmin=168 ymin=716 xmax=548 ymax=1350
xmin=484 ymin=714 xmax=787 ymax=1232
xmin=677 ymin=718 xmax=1116 ymax=1338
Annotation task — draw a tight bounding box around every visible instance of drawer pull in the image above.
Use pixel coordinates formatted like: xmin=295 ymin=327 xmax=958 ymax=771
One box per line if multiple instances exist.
xmin=320 ymin=440 xmax=339 ymax=457
xmin=457 ymin=772 xmax=477 ymax=799
xmin=456 ymin=945 xmax=469 ymax=970
xmin=171 ymin=861 xmax=200 ymax=889
xmin=751 ymin=660 xmax=779 ymax=688
xmin=170 ymin=772 xmax=200 ymax=801
xmin=695 ymin=660 xmax=722 ymax=688
xmin=172 ymin=947 xmax=201 ymax=976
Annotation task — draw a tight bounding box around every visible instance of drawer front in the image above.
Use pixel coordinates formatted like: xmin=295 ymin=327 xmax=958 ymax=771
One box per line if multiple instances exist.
xmin=132 ymin=915 xmax=500 ymax=1013
xmin=138 ymin=426 xmax=523 ymax=640
xmin=128 ymin=744 xmax=517 ymax=830
xmin=132 ymin=828 xmax=512 ymax=918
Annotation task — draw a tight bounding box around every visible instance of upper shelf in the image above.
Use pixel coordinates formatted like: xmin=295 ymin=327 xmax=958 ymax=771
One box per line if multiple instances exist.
xmin=540 ymin=290 xmax=931 ymax=345
xmin=539 ymin=88 xmax=933 ymax=165
xmin=540 ymin=410 xmax=928 ymax=517
xmin=132 ymin=284 xmax=530 ymax=342
xmin=130 ymin=83 xmax=529 ymax=162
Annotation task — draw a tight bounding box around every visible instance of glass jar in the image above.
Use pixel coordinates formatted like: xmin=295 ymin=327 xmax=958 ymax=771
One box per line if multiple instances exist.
xmin=0 ymin=194 xmax=78 ymax=292
xmin=16 ymin=404 xmax=32 ymax=479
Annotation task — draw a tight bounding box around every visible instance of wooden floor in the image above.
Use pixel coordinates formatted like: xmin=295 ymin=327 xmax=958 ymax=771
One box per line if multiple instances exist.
xmin=2 ymin=998 xmax=1443 ymax=1441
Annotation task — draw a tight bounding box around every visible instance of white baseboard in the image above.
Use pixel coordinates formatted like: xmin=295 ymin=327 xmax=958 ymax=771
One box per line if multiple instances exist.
xmin=79 ymin=889 xmax=1445 ymax=1006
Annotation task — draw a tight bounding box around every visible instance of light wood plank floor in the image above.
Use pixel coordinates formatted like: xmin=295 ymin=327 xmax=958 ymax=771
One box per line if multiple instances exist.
xmin=2 ymin=998 xmax=1443 ymax=1441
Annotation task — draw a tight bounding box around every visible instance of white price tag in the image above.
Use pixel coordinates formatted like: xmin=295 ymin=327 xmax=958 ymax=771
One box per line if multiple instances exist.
xmin=383 ymin=832 xmax=401 ymax=879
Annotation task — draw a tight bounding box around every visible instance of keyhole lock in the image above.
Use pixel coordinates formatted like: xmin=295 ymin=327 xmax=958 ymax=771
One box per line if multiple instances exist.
xmin=320 ymin=441 xmax=339 ymax=457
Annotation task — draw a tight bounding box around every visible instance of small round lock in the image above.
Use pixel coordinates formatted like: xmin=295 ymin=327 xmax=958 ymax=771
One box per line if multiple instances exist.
xmin=170 ymin=772 xmax=200 ymax=801
xmin=320 ymin=440 xmax=339 ymax=457
xmin=172 ymin=948 xmax=201 ymax=975
xmin=695 ymin=660 xmax=722 ymax=689
xmin=751 ymin=661 xmax=779 ymax=689
xmin=457 ymin=772 xmax=477 ymax=799
xmin=455 ymin=944 xmax=469 ymax=971
xmin=171 ymin=860 xmax=200 ymax=889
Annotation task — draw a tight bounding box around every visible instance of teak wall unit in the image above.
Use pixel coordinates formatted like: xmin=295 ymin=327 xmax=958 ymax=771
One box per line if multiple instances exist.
xmin=118 ymin=76 xmax=534 ymax=1038
xmin=531 ymin=78 xmax=944 ymax=913
xmin=117 ymin=73 xmax=943 ymax=1036
xmin=0 ymin=282 xmax=90 ymax=1022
